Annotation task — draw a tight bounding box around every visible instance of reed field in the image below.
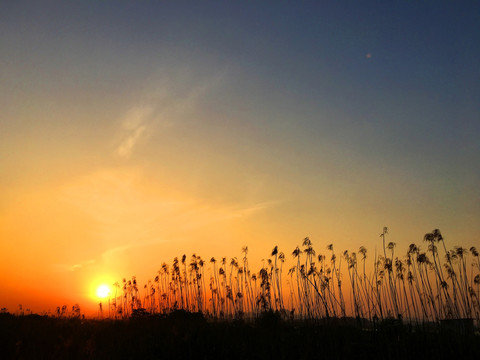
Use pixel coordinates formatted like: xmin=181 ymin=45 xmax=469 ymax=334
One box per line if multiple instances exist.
xmin=94 ymin=228 xmax=479 ymax=326
xmin=1 ymin=228 xmax=479 ymax=359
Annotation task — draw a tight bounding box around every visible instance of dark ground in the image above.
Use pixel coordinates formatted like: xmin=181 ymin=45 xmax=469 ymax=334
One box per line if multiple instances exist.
xmin=1 ymin=311 xmax=478 ymax=359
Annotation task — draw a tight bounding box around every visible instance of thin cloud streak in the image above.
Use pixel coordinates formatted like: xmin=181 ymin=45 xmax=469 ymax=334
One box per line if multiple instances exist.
xmin=60 ymin=167 xmax=277 ymax=265
xmin=117 ymin=124 xmax=147 ymax=158
xmin=98 ymin=201 xmax=273 ymax=260
xmin=116 ymin=105 xmax=153 ymax=158
xmin=53 ymin=259 xmax=95 ymax=272
xmin=101 ymin=238 xmax=169 ymax=260
xmin=114 ymin=67 xmax=228 ymax=159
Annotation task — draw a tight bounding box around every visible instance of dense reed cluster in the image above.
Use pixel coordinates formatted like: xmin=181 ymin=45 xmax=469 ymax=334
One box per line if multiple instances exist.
xmin=103 ymin=228 xmax=479 ymax=324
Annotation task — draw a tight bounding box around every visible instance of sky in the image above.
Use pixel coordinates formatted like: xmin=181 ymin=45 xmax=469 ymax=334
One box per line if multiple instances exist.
xmin=1 ymin=1 xmax=479 ymax=314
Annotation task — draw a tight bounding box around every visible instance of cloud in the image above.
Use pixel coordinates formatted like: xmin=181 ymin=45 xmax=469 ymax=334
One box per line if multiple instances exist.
xmin=101 ymin=238 xmax=169 ymax=260
xmin=61 ymin=168 xmax=276 ymax=261
xmin=54 ymin=259 xmax=95 ymax=272
xmin=183 ymin=201 xmax=275 ymax=228
xmin=226 ymin=201 xmax=273 ymax=219
xmin=116 ymin=106 xmax=153 ymax=158
xmin=114 ymin=66 xmax=228 ymax=159
xmin=117 ymin=124 xmax=147 ymax=158
xmin=97 ymin=201 xmax=272 ymax=261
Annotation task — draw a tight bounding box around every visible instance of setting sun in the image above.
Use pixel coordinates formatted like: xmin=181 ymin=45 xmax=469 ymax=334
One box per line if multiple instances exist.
xmin=96 ymin=285 xmax=111 ymax=299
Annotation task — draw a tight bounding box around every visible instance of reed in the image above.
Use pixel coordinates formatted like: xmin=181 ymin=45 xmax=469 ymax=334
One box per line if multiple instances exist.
xmin=105 ymin=228 xmax=479 ymax=324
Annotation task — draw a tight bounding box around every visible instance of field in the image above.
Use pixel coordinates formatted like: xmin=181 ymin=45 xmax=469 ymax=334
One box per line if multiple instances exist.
xmin=1 ymin=311 xmax=479 ymax=360
xmin=76 ymin=230 xmax=480 ymax=325
xmin=2 ymin=230 xmax=479 ymax=359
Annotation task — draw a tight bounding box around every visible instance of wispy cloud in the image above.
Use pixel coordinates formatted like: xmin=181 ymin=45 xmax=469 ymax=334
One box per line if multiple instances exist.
xmin=180 ymin=201 xmax=275 ymax=229
xmin=114 ymin=67 xmax=228 ymax=159
xmin=225 ymin=201 xmax=274 ymax=219
xmin=97 ymin=201 xmax=272 ymax=260
xmin=54 ymin=259 xmax=95 ymax=272
xmin=116 ymin=106 xmax=153 ymax=158
xmin=61 ymin=168 xmax=276 ymax=261
xmin=117 ymin=124 xmax=147 ymax=158
xmin=101 ymin=238 xmax=169 ymax=260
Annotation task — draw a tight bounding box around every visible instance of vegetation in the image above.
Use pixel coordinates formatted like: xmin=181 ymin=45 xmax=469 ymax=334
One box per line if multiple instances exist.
xmin=100 ymin=228 xmax=480 ymax=325
xmin=1 ymin=228 xmax=479 ymax=359
xmin=1 ymin=311 xmax=479 ymax=359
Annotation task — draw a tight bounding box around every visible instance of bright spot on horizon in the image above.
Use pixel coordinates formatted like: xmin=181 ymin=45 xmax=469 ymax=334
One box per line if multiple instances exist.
xmin=96 ymin=284 xmax=111 ymax=299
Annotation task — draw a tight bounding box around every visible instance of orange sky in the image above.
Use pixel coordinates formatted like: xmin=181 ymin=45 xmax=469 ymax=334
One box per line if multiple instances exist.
xmin=1 ymin=163 xmax=477 ymax=315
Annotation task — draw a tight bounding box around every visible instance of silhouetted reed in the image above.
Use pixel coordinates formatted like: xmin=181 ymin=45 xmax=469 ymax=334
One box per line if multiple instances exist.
xmin=102 ymin=228 xmax=479 ymax=325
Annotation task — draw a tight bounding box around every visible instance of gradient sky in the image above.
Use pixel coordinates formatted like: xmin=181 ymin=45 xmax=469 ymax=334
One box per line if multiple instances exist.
xmin=1 ymin=1 xmax=479 ymax=314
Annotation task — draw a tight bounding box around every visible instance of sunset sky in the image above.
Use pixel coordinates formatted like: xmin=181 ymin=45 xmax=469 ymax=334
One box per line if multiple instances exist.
xmin=1 ymin=1 xmax=479 ymax=314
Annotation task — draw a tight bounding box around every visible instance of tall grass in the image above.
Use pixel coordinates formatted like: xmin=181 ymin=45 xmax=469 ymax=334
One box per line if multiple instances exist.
xmin=105 ymin=228 xmax=479 ymax=324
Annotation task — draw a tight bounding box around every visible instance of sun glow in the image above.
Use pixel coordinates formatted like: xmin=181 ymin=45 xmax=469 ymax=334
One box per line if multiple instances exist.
xmin=96 ymin=284 xmax=111 ymax=299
